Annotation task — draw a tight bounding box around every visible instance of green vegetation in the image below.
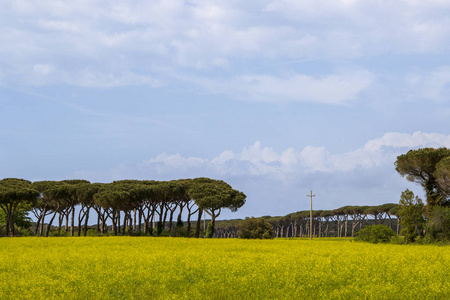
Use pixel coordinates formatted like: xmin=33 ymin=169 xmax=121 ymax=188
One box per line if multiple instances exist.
xmin=355 ymin=224 xmax=396 ymax=243
xmin=395 ymin=147 xmax=450 ymax=208
xmin=427 ymin=206 xmax=450 ymax=242
xmin=395 ymin=148 xmax=450 ymax=243
xmin=238 ymin=217 xmax=274 ymax=239
xmin=398 ymin=189 xmax=425 ymax=243
xmin=0 ymin=178 xmax=246 ymax=238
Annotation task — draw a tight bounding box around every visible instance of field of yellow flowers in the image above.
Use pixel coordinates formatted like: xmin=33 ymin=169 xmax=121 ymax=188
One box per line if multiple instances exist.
xmin=0 ymin=237 xmax=449 ymax=299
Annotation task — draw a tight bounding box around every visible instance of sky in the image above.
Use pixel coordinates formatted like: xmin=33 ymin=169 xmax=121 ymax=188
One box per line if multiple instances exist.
xmin=1 ymin=0 xmax=450 ymax=220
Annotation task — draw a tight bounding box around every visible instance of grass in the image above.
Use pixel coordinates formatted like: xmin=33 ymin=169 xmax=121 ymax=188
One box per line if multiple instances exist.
xmin=0 ymin=237 xmax=449 ymax=299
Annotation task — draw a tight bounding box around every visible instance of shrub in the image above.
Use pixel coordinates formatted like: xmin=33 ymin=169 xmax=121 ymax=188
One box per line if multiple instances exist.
xmin=86 ymin=229 xmax=100 ymax=236
xmin=355 ymin=225 xmax=396 ymax=243
xmin=238 ymin=217 xmax=274 ymax=239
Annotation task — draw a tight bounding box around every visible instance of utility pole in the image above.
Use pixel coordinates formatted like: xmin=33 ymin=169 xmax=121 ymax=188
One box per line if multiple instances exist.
xmin=307 ymin=191 xmax=316 ymax=240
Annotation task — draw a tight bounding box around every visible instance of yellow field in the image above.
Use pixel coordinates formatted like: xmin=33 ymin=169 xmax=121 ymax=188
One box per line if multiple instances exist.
xmin=0 ymin=237 xmax=449 ymax=299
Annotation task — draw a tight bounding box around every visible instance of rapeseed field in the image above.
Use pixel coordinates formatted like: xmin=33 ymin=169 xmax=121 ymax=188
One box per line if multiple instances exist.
xmin=0 ymin=237 xmax=448 ymax=299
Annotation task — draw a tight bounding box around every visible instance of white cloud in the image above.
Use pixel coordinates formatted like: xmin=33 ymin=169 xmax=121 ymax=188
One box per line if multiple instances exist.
xmin=75 ymin=131 xmax=450 ymax=183
xmin=265 ymin=0 xmax=450 ymax=54
xmin=192 ymin=70 xmax=374 ymax=104
xmin=1 ymin=0 xmax=449 ymax=95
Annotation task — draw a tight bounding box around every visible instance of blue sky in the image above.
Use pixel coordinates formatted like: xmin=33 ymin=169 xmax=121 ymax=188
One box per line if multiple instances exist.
xmin=2 ymin=0 xmax=450 ymax=219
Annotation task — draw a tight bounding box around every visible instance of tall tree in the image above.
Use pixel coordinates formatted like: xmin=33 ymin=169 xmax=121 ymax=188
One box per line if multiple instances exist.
xmin=31 ymin=180 xmax=60 ymax=236
xmin=434 ymin=156 xmax=450 ymax=205
xmin=77 ymin=183 xmax=102 ymax=236
xmin=398 ymin=189 xmax=425 ymax=243
xmin=189 ymin=178 xmax=246 ymax=237
xmin=395 ymin=148 xmax=450 ymax=208
xmin=0 ymin=178 xmax=38 ymax=237
xmin=61 ymin=180 xmax=90 ymax=236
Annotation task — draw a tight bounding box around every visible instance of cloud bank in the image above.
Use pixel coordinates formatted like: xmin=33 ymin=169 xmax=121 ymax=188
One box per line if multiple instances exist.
xmin=75 ymin=131 xmax=450 ymax=182
xmin=1 ymin=1 xmax=449 ymax=104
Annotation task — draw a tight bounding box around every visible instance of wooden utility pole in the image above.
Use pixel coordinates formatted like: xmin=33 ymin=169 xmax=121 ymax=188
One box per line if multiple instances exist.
xmin=307 ymin=191 xmax=316 ymax=240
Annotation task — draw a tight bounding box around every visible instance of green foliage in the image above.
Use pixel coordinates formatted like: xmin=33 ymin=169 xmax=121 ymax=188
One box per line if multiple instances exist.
xmin=398 ymin=189 xmax=425 ymax=243
xmin=0 ymin=179 xmax=38 ymax=236
xmin=395 ymin=148 xmax=450 ymax=208
xmin=426 ymin=206 xmax=450 ymax=242
xmin=205 ymin=222 xmax=214 ymax=238
xmin=86 ymin=229 xmax=100 ymax=236
xmin=0 ymin=203 xmax=32 ymax=230
xmin=354 ymin=224 xmax=396 ymax=243
xmin=170 ymin=227 xmax=190 ymax=237
xmin=189 ymin=178 xmax=246 ymax=213
xmin=434 ymin=157 xmax=450 ymax=206
xmin=238 ymin=217 xmax=274 ymax=239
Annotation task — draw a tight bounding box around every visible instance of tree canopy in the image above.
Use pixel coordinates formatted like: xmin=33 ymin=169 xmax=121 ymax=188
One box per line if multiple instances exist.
xmin=189 ymin=177 xmax=246 ymax=237
xmin=395 ymin=147 xmax=450 ymax=208
xmin=0 ymin=178 xmax=39 ymax=236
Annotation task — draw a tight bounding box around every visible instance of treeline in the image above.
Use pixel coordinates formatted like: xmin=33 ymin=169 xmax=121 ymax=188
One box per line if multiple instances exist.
xmin=216 ymin=147 xmax=450 ymax=243
xmin=213 ymin=204 xmax=399 ymax=238
xmin=0 ymin=178 xmax=246 ymax=237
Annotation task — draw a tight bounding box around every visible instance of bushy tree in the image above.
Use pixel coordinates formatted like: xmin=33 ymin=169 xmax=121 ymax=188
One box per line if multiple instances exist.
xmin=0 ymin=178 xmax=38 ymax=236
xmin=190 ymin=178 xmax=246 ymax=238
xmin=354 ymin=224 xmax=396 ymax=243
xmin=395 ymin=148 xmax=450 ymax=209
xmin=426 ymin=206 xmax=450 ymax=242
xmin=434 ymin=156 xmax=450 ymax=205
xmin=0 ymin=202 xmax=33 ymax=236
xmin=398 ymin=189 xmax=425 ymax=243
xmin=238 ymin=217 xmax=274 ymax=239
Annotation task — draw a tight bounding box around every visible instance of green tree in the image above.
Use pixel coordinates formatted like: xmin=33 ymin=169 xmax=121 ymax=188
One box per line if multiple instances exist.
xmin=0 ymin=178 xmax=38 ymax=237
xmin=189 ymin=178 xmax=246 ymax=238
xmin=426 ymin=206 xmax=450 ymax=242
xmin=398 ymin=189 xmax=425 ymax=243
xmin=434 ymin=156 xmax=450 ymax=205
xmin=0 ymin=202 xmax=33 ymax=236
xmin=395 ymin=148 xmax=450 ymax=208
xmin=31 ymin=181 xmax=60 ymax=236
xmin=238 ymin=217 xmax=274 ymax=239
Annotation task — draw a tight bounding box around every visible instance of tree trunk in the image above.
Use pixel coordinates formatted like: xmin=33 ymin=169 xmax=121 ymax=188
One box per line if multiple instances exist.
xmin=133 ymin=209 xmax=136 ymax=232
xmin=58 ymin=213 xmax=64 ymax=235
xmin=70 ymin=205 xmax=75 ymax=236
xmin=34 ymin=212 xmax=43 ymax=236
xmin=8 ymin=205 xmax=15 ymax=237
xmin=83 ymin=209 xmax=90 ymax=237
xmin=168 ymin=209 xmax=174 ymax=234
xmin=39 ymin=209 xmax=47 ymax=237
xmin=162 ymin=208 xmax=168 ymax=230
xmin=195 ymin=209 xmax=203 ymax=238
xmin=122 ymin=213 xmax=127 ymax=236
xmin=138 ymin=209 xmax=142 ymax=234
xmin=46 ymin=212 xmax=58 ymax=237
xmin=65 ymin=212 xmax=69 ymax=232
xmin=187 ymin=213 xmax=192 ymax=236
xmin=96 ymin=210 xmax=100 ymax=232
